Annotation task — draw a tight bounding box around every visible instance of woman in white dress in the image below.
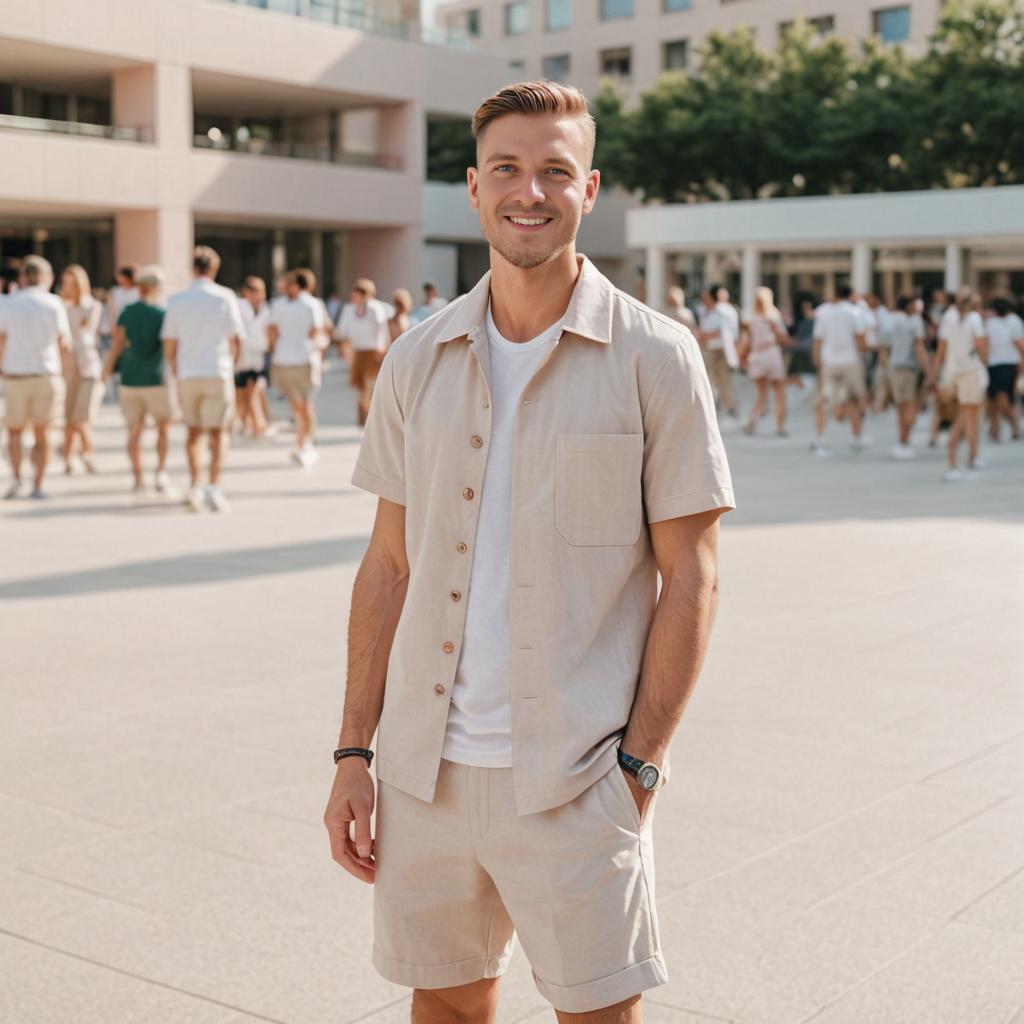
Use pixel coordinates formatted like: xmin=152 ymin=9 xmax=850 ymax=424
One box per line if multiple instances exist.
xmin=739 ymin=286 xmax=790 ymax=436
xmin=60 ymin=265 xmax=104 ymax=474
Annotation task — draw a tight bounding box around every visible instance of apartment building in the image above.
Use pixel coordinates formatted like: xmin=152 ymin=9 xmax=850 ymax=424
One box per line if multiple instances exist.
xmin=0 ymin=0 xmax=504 ymax=295
xmin=435 ymin=0 xmax=943 ymax=102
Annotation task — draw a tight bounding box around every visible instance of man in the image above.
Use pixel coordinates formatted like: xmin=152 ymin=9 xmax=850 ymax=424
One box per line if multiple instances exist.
xmin=107 ymin=263 xmax=140 ymax=334
xmin=882 ymin=294 xmax=928 ymax=459
xmin=697 ymin=285 xmax=739 ymax=417
xmin=811 ymin=284 xmax=869 ymax=456
xmin=268 ymin=269 xmax=327 ymax=466
xmin=335 ymin=278 xmax=390 ymax=428
xmin=0 ymin=256 xmax=70 ymax=499
xmin=103 ymin=265 xmax=173 ymax=494
xmin=160 ymin=246 xmax=244 ymax=513
xmin=323 ymin=81 xmax=735 ymax=1023
xmin=412 ymin=281 xmax=448 ymax=323
xmin=666 ymin=285 xmax=696 ymax=329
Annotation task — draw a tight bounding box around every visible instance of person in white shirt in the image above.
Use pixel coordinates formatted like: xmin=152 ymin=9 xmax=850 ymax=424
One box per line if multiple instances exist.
xmin=107 ymin=264 xmax=140 ymax=340
xmin=984 ymin=297 xmax=1023 ymax=442
xmin=665 ymin=285 xmax=696 ymax=330
xmin=931 ymin=287 xmax=989 ymax=481
xmin=335 ymin=277 xmax=391 ymax=427
xmin=268 ymin=269 xmax=328 ymax=466
xmin=0 ymin=255 xmax=71 ymax=499
xmin=811 ymin=285 xmax=869 ymax=456
xmin=412 ymin=281 xmax=448 ymax=323
xmin=697 ymin=286 xmax=739 ymax=417
xmin=881 ymin=295 xmax=928 ymax=459
xmin=236 ymin=276 xmax=272 ymax=439
xmin=59 ymin=264 xmax=104 ymax=475
xmin=160 ymin=246 xmax=244 ymax=512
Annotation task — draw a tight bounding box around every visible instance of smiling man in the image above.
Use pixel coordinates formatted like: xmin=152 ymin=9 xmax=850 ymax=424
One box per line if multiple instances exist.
xmin=324 ymin=82 xmax=735 ymax=1024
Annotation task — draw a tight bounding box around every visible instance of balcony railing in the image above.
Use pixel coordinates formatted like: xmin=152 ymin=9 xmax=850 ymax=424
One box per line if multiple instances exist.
xmin=193 ymin=132 xmax=403 ymax=170
xmin=0 ymin=113 xmax=150 ymax=142
xmin=216 ymin=0 xmax=474 ymax=47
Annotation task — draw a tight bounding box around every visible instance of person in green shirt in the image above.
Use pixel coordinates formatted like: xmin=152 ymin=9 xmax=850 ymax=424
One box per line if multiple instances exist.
xmin=102 ymin=266 xmax=174 ymax=495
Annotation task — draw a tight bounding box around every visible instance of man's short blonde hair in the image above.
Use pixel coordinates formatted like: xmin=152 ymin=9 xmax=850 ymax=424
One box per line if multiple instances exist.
xmin=22 ymin=255 xmax=54 ymax=285
xmin=471 ymin=81 xmax=597 ymax=169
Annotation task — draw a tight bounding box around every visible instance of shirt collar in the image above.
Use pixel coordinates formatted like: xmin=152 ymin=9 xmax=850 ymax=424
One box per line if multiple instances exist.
xmin=433 ymin=254 xmax=613 ymax=346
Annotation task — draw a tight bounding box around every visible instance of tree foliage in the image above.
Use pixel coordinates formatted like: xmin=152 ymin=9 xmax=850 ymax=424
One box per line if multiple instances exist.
xmin=595 ymin=0 xmax=1024 ymax=201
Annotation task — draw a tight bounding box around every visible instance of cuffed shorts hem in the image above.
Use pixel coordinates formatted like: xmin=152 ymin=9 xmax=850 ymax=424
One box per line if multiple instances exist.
xmin=371 ymin=945 xmax=513 ymax=990
xmin=533 ymin=953 xmax=669 ymax=1014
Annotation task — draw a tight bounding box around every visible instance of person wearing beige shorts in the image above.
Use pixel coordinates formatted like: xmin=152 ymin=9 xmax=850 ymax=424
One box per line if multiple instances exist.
xmin=324 ymin=83 xmax=737 ymax=1024
xmin=177 ymin=376 xmax=234 ymax=429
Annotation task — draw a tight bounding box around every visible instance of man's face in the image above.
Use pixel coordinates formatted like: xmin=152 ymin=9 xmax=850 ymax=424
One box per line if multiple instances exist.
xmin=285 ymin=280 xmax=300 ymax=299
xmin=467 ymin=113 xmax=599 ymax=271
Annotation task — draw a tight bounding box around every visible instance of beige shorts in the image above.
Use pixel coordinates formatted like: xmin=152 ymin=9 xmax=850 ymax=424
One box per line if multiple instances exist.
xmin=349 ymin=349 xmax=384 ymax=392
xmin=177 ymin=376 xmax=233 ymax=429
xmin=271 ymin=363 xmax=321 ymax=403
xmin=67 ymin=376 xmax=104 ymax=426
xmin=4 ymin=374 xmax=64 ymax=429
xmin=820 ymin=364 xmax=866 ymax=405
xmin=120 ymin=385 xmax=172 ymax=427
xmin=950 ymin=370 xmax=987 ymax=405
xmin=890 ymin=367 xmax=919 ymax=404
xmin=373 ymin=758 xmax=666 ymax=1013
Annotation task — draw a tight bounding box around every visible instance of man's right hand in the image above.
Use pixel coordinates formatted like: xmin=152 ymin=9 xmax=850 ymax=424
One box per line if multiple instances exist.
xmin=323 ymin=757 xmax=377 ymax=884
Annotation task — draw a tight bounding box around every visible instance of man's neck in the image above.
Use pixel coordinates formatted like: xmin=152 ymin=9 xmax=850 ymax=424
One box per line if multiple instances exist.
xmin=488 ymin=246 xmax=580 ymax=343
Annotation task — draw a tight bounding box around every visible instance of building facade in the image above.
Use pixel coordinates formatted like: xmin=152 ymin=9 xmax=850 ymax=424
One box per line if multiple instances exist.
xmin=0 ymin=0 xmax=504 ymax=296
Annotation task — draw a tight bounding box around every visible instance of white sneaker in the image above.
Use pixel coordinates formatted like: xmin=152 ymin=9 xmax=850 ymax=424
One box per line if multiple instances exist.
xmin=810 ymin=440 xmax=829 ymax=458
xmin=205 ymin=484 xmax=230 ymax=513
xmin=299 ymin=445 xmax=320 ymax=468
xmin=3 ymin=479 xmax=23 ymax=500
xmin=892 ymin=444 xmax=915 ymax=460
xmin=969 ymin=458 xmax=988 ymax=470
xmin=851 ymin=434 xmax=871 ymax=451
xmin=943 ymin=469 xmax=962 ymax=483
xmin=155 ymin=470 xmax=171 ymax=493
xmin=185 ymin=485 xmax=206 ymax=512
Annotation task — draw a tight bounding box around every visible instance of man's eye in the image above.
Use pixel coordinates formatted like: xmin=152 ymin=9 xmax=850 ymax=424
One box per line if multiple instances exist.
xmin=496 ymin=164 xmax=515 ymax=172
xmin=548 ymin=168 xmax=568 ymax=175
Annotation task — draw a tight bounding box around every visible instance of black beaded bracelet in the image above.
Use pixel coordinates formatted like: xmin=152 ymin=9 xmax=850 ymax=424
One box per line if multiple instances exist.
xmin=334 ymin=747 xmax=374 ymax=767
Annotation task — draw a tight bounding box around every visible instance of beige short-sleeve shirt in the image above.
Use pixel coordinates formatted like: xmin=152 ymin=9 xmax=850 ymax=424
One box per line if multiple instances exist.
xmin=351 ymin=255 xmax=735 ymax=815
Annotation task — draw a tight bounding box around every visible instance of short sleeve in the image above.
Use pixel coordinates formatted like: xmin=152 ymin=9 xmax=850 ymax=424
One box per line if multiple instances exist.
xmin=310 ymin=298 xmax=326 ymax=329
xmin=0 ymin=298 xmax=8 ymax=335
xmin=1012 ymin=317 xmax=1024 ymax=342
xmin=54 ymin=301 xmax=72 ymax=339
xmin=642 ymin=336 xmax=736 ymax=524
xmin=225 ymin=293 xmax=245 ymax=338
xmin=350 ymin=347 xmax=406 ymax=505
xmin=160 ymin=301 xmax=178 ymax=340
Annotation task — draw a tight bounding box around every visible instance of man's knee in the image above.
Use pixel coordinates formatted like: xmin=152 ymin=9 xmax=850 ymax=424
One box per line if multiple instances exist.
xmin=411 ymin=978 xmax=500 ymax=1024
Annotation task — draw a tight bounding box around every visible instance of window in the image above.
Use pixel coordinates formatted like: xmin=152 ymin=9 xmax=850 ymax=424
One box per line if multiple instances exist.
xmin=662 ymin=39 xmax=688 ymax=70
xmin=600 ymin=46 xmax=632 ymax=79
xmin=509 ymin=59 xmax=526 ymax=72
xmin=546 ymin=0 xmax=571 ymax=30
xmin=662 ymin=0 xmax=691 ymax=11
xmin=542 ymin=54 xmax=571 ymax=79
xmin=873 ymin=5 xmax=910 ymax=41
xmin=600 ymin=0 xmax=633 ymax=20
xmin=466 ymin=8 xmax=481 ymax=34
xmin=779 ymin=14 xmax=834 ymax=37
xmin=505 ymin=1 xmax=528 ymax=34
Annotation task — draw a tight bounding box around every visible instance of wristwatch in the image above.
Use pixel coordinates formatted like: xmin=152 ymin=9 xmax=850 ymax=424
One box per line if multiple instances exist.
xmin=617 ymin=748 xmax=667 ymax=791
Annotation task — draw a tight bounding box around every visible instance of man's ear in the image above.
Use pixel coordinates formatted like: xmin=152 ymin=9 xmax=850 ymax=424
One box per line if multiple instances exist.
xmin=467 ymin=166 xmax=480 ymax=211
xmin=582 ymin=169 xmax=601 ymax=215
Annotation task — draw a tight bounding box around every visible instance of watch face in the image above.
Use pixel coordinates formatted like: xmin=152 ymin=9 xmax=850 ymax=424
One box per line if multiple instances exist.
xmin=638 ymin=765 xmax=660 ymax=791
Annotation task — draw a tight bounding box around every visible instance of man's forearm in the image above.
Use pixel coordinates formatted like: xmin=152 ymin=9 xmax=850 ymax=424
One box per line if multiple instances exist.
xmin=622 ymin=555 xmax=719 ymax=767
xmin=337 ymin=553 xmax=409 ymax=749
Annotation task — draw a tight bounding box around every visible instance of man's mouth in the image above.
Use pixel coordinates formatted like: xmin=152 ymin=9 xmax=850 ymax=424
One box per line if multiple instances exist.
xmin=503 ymin=214 xmax=553 ymax=231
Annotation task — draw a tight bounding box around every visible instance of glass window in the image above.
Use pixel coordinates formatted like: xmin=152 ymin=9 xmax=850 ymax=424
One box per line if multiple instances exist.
xmin=662 ymin=0 xmax=691 ymax=11
xmin=600 ymin=46 xmax=632 ymax=78
xmin=873 ymin=5 xmax=910 ymax=41
xmin=466 ymin=8 xmax=481 ymax=34
xmin=505 ymin=1 xmax=528 ymax=34
xmin=509 ymin=59 xmax=526 ymax=72
xmin=600 ymin=0 xmax=633 ymax=19
xmin=662 ymin=39 xmax=688 ymax=70
xmin=542 ymin=54 xmax=571 ymax=80
xmin=546 ymin=0 xmax=571 ymax=29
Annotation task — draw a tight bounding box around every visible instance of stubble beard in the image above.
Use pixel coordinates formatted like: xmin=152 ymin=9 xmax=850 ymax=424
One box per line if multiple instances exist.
xmin=482 ymin=210 xmax=574 ymax=271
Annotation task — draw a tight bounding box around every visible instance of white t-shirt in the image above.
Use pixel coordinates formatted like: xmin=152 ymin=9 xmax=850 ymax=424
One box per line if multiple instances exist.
xmin=337 ymin=299 xmax=390 ymax=352
xmin=66 ymin=296 xmax=104 ymax=377
xmin=985 ymin=314 xmax=1024 ymax=367
xmin=814 ymin=301 xmax=863 ymax=367
xmin=238 ymin=297 xmax=271 ymax=372
xmin=160 ymin=278 xmax=245 ymax=380
xmin=857 ymin=301 xmax=880 ymax=349
xmin=107 ymin=285 xmax=139 ymax=336
xmin=0 ymin=286 xmax=71 ymax=375
xmin=884 ymin=311 xmax=925 ymax=369
xmin=939 ymin=308 xmax=986 ymax=381
xmin=270 ymin=292 xmax=326 ymax=367
xmin=441 ymin=303 xmax=565 ymax=767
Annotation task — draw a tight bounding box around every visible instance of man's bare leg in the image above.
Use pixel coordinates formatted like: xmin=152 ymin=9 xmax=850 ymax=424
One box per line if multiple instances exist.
xmin=156 ymin=422 xmax=170 ymax=472
xmin=127 ymin=423 xmax=145 ymax=485
xmin=208 ymin=427 xmax=224 ymax=485
xmin=7 ymin=428 xmax=23 ymax=483
xmin=556 ymin=994 xmax=642 ymax=1023
xmin=411 ymin=978 xmax=501 ymax=1024
xmin=32 ymin=423 xmax=50 ymax=490
xmin=186 ymin=426 xmax=204 ymax=487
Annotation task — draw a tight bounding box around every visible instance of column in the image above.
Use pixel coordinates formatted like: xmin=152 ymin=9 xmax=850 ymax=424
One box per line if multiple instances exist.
xmin=851 ymin=242 xmax=871 ymax=296
xmin=944 ymin=241 xmax=962 ymax=293
xmin=645 ymin=246 xmax=666 ymax=312
xmin=740 ymin=245 xmax=760 ymax=313
xmin=271 ymin=230 xmax=287 ymax=282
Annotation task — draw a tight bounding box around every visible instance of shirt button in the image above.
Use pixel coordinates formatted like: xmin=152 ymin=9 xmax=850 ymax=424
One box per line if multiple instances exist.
xmin=442 ymin=641 xmax=455 ymax=654
xmin=456 ymin=542 xmax=468 ymax=553
xmin=462 ymin=487 xmax=474 ymax=500
xmin=470 ymin=435 xmax=483 ymax=448
xmin=450 ymin=589 xmax=462 ymax=601
xmin=434 ymin=683 xmax=446 ymax=696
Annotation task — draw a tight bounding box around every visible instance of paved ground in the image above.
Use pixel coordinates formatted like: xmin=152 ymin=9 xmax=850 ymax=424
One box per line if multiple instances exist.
xmin=2 ymin=363 xmax=1023 ymax=1024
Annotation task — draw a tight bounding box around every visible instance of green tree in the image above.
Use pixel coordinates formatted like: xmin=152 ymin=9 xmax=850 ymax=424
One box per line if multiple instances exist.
xmin=426 ymin=117 xmax=475 ymax=184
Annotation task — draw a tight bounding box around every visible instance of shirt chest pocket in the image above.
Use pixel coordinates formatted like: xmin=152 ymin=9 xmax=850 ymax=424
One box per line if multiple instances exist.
xmin=555 ymin=433 xmax=644 ymax=546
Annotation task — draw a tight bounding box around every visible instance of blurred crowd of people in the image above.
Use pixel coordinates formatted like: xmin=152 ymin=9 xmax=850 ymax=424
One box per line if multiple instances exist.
xmin=667 ymin=282 xmax=1024 ymax=482
xmin=0 ymin=248 xmax=448 ymax=509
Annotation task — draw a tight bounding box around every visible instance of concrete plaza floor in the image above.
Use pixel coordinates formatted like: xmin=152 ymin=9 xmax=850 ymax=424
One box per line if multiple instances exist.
xmin=2 ymin=363 xmax=1023 ymax=1023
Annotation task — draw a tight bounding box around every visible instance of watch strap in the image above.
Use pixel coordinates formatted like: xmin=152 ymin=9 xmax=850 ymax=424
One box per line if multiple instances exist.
xmin=617 ymin=748 xmax=645 ymax=777
xmin=334 ymin=747 xmax=374 ymax=767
